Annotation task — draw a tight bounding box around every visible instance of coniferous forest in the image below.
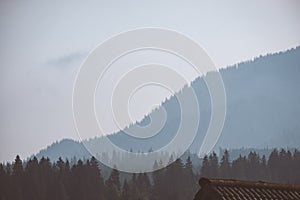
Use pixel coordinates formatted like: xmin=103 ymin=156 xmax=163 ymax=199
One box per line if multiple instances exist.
xmin=0 ymin=148 xmax=300 ymax=200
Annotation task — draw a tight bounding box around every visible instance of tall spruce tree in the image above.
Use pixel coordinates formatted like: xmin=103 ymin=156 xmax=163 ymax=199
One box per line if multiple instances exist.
xmin=219 ymin=150 xmax=231 ymax=178
xmin=106 ymin=166 xmax=121 ymax=200
xmin=200 ymin=155 xmax=210 ymax=178
xmin=293 ymin=150 xmax=300 ymax=183
xmin=12 ymin=155 xmax=24 ymax=200
xmin=209 ymin=152 xmax=219 ymax=178
xmin=268 ymin=149 xmax=280 ymax=182
xmin=184 ymin=156 xmax=197 ymax=200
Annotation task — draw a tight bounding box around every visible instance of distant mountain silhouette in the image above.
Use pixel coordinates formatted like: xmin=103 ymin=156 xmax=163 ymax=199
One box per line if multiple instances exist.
xmin=35 ymin=47 xmax=300 ymax=161
xmin=35 ymin=139 xmax=91 ymax=161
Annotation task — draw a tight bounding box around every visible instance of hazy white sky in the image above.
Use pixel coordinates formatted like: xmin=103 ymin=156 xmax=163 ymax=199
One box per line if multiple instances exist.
xmin=0 ymin=0 xmax=300 ymax=162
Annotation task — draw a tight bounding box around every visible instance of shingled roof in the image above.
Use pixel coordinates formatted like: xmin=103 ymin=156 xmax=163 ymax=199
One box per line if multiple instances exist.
xmin=194 ymin=178 xmax=300 ymax=200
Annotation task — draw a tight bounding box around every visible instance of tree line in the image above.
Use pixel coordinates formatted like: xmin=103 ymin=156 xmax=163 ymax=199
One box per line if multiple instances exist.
xmin=201 ymin=148 xmax=300 ymax=183
xmin=0 ymin=148 xmax=299 ymax=200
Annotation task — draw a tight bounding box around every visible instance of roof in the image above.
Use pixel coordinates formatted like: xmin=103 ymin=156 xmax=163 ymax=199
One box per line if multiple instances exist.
xmin=194 ymin=178 xmax=300 ymax=200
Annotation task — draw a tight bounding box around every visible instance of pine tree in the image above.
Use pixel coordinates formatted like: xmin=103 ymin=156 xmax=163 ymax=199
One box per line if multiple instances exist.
xmin=0 ymin=163 xmax=6 ymax=199
xmin=106 ymin=166 xmax=121 ymax=200
xmin=151 ymin=166 xmax=164 ymax=200
xmin=91 ymin=157 xmax=106 ymax=199
xmin=184 ymin=156 xmax=197 ymax=200
xmin=200 ymin=155 xmax=210 ymax=178
xmin=136 ymin=173 xmax=151 ymax=199
xmin=24 ymin=157 xmax=40 ymax=200
xmin=209 ymin=152 xmax=219 ymax=178
xmin=219 ymin=150 xmax=231 ymax=178
xmin=12 ymin=155 xmax=24 ymax=200
xmin=121 ymin=179 xmax=130 ymax=200
xmin=278 ymin=149 xmax=293 ymax=182
xmin=185 ymin=156 xmax=194 ymax=180
xmin=13 ymin=155 xmax=23 ymax=176
xmin=232 ymin=155 xmax=247 ymax=179
xmin=293 ymin=150 xmax=300 ymax=183
xmin=268 ymin=149 xmax=279 ymax=182
xmin=260 ymin=155 xmax=268 ymax=181
xmin=158 ymin=159 xmax=163 ymax=168
xmin=153 ymin=160 xmax=159 ymax=171
xmin=247 ymin=151 xmax=260 ymax=180
xmin=163 ymin=158 xmax=185 ymax=200
xmin=70 ymin=159 xmax=86 ymax=200
xmin=3 ymin=163 xmax=13 ymax=199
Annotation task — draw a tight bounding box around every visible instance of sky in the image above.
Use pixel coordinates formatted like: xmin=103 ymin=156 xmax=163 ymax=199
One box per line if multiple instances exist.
xmin=0 ymin=0 xmax=300 ymax=162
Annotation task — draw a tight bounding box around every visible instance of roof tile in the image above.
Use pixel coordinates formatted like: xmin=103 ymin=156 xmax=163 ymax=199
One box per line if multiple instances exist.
xmin=195 ymin=178 xmax=300 ymax=200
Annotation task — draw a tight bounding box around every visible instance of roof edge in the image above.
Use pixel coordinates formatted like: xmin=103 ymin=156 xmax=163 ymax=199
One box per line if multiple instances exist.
xmin=199 ymin=177 xmax=300 ymax=190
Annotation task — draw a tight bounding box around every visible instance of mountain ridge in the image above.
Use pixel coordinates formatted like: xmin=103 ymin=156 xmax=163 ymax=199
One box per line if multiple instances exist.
xmin=34 ymin=46 xmax=300 ymax=161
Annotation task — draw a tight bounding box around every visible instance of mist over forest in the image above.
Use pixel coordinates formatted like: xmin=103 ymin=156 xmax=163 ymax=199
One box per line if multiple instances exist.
xmin=34 ymin=47 xmax=300 ymax=164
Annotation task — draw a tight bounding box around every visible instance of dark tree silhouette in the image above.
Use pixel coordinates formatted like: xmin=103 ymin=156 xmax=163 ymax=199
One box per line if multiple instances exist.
xmin=200 ymin=155 xmax=210 ymax=178
xmin=1 ymin=149 xmax=300 ymax=200
xmin=209 ymin=152 xmax=219 ymax=178
xmin=121 ymin=179 xmax=130 ymax=200
xmin=293 ymin=150 xmax=300 ymax=183
xmin=231 ymin=155 xmax=247 ymax=180
xmin=184 ymin=156 xmax=197 ymax=200
xmin=219 ymin=150 xmax=231 ymax=178
xmin=268 ymin=149 xmax=280 ymax=182
xmin=106 ymin=165 xmax=121 ymax=200
xmin=246 ymin=152 xmax=260 ymax=180
xmin=151 ymin=166 xmax=164 ymax=200
xmin=12 ymin=155 xmax=24 ymax=200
